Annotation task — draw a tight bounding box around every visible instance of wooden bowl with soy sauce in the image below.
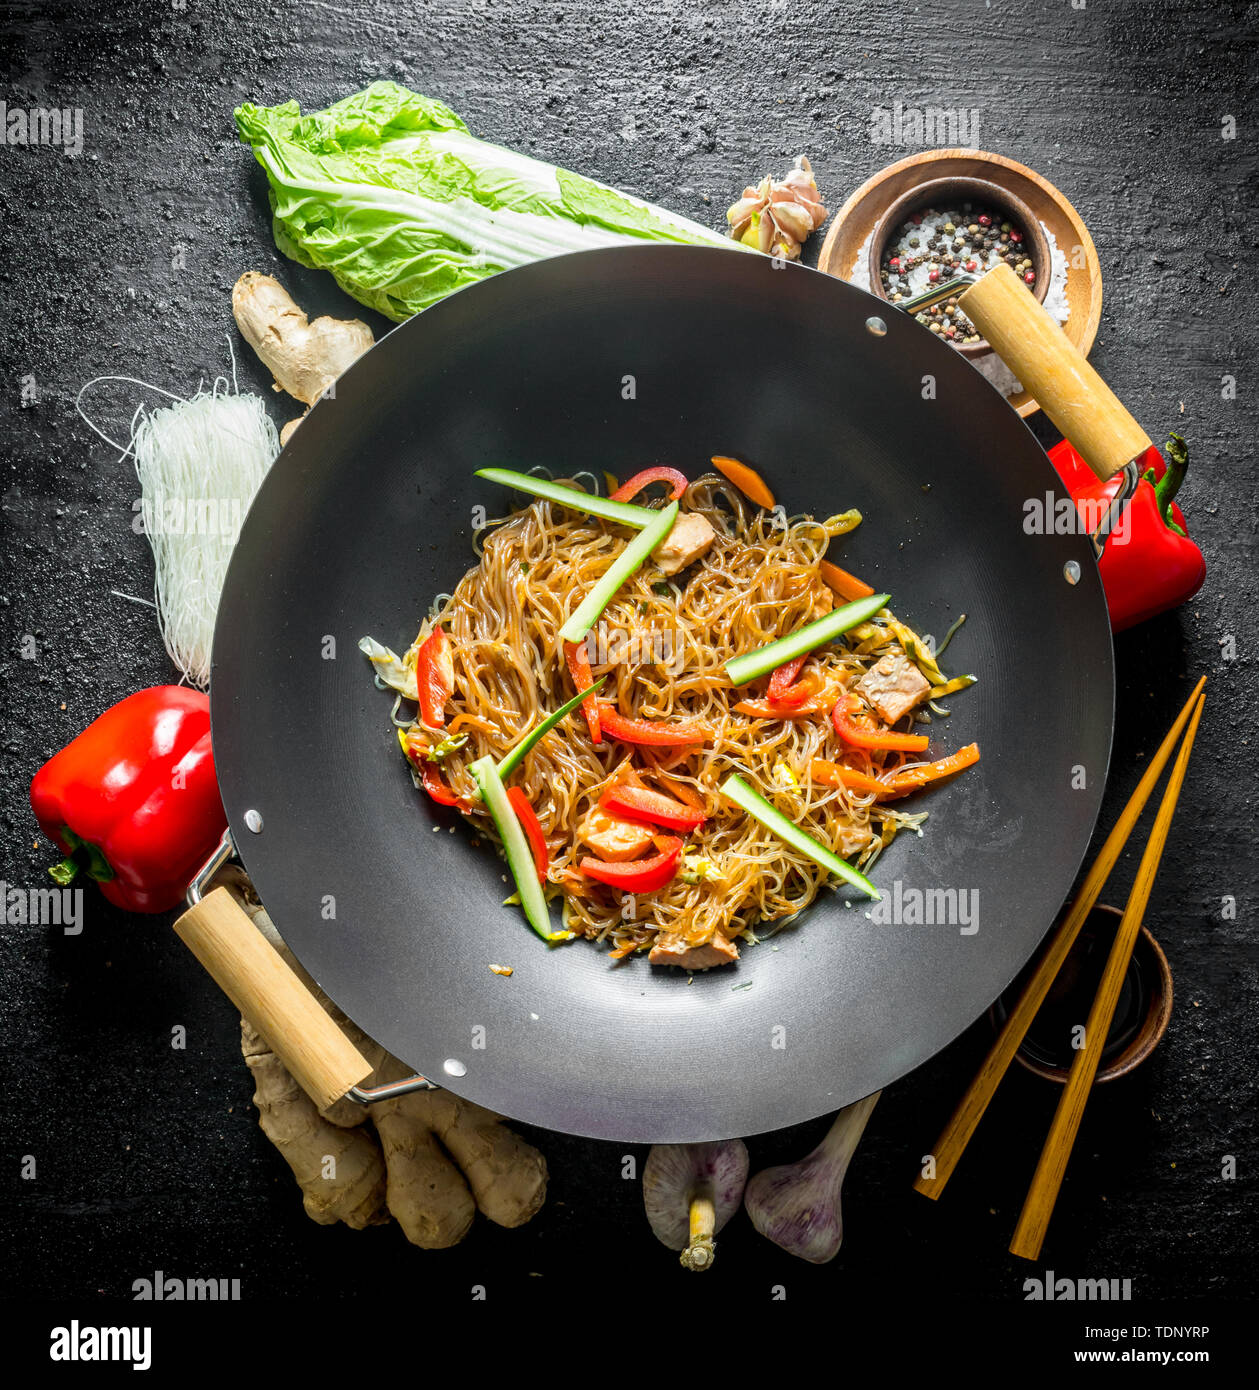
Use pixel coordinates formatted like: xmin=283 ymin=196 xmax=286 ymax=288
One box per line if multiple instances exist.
xmin=989 ymin=903 xmax=1174 ymax=1084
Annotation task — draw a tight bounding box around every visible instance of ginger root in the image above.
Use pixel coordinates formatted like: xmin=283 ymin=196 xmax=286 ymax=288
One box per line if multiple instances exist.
xmin=365 ymin=1048 xmax=548 ymax=1247
xmin=242 ymin=1018 xmax=388 ymax=1229
xmin=222 ymin=873 xmax=548 ymax=1249
xmin=231 ymin=271 xmax=374 ymax=442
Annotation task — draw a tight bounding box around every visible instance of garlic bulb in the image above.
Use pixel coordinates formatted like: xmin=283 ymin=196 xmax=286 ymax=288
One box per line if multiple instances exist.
xmin=744 ymin=1091 xmax=880 ymax=1263
xmin=643 ymin=1140 xmax=749 ymax=1271
xmin=726 ymin=155 xmax=828 ymax=260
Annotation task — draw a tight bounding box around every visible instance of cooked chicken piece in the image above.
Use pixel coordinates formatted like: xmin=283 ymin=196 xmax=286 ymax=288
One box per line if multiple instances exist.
xmin=655 ymin=511 xmax=716 ymax=576
xmin=648 ymin=930 xmax=740 ymax=969
xmin=836 ymin=822 xmax=873 ymax=859
xmin=580 ymin=806 xmax=655 ymax=862
xmin=853 ymin=653 xmax=931 ymax=725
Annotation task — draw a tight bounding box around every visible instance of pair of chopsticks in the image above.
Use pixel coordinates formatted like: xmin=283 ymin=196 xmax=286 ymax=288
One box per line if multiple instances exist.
xmin=914 ymin=675 xmax=1207 ymax=1260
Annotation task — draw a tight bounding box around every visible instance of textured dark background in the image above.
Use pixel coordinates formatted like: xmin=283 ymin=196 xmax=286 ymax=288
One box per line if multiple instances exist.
xmin=1 ymin=0 xmax=1256 ymax=1325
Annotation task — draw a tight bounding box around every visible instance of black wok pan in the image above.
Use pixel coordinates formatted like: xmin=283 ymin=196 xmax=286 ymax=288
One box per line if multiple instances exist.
xmin=181 ymin=246 xmax=1121 ymax=1142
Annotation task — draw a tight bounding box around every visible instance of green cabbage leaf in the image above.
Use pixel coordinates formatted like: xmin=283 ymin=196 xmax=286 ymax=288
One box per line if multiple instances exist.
xmin=236 ymin=81 xmax=742 ymax=320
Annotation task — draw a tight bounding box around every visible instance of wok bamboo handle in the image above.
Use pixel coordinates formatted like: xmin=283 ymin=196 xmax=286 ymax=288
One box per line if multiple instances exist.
xmin=959 ymin=263 xmax=1152 ymax=481
xmin=173 ymin=886 xmax=372 ymax=1110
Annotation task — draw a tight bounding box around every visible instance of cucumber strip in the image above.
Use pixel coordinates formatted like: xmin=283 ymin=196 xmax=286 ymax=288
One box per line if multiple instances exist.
xmin=720 ymin=772 xmax=881 ymax=901
xmin=724 ymin=592 xmax=892 ymax=686
xmin=496 ymin=675 xmax=606 ymax=780
xmin=476 ymin=467 xmax=658 ymax=529
xmin=558 ymin=501 xmax=679 ymax=645
xmin=470 ymin=755 xmax=572 ymax=943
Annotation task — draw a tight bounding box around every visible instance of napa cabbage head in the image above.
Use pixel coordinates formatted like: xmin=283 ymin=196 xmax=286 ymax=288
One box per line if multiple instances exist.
xmin=235 ymin=81 xmax=744 ymax=320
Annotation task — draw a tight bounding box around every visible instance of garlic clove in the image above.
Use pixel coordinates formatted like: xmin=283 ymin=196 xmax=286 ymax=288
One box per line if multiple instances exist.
xmin=770 ymin=202 xmax=814 ymax=243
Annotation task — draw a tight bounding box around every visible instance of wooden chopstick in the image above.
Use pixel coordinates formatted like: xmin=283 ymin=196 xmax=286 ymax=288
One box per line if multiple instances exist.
xmin=913 ymin=675 xmax=1207 ymax=1201
xmin=1009 ymin=689 xmax=1206 ymax=1260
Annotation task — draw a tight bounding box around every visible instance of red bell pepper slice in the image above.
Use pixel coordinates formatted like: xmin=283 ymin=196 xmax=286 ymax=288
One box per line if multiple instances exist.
xmin=610 ymin=467 xmax=689 ymax=503
xmin=403 ymin=731 xmax=472 ymax=809
xmin=563 ymin=639 xmax=601 ymax=745
xmin=767 ymin=654 xmax=809 ymax=704
xmin=28 ymin=686 xmax=226 ymax=915
xmin=1047 ymin=434 xmax=1206 ymax=632
xmin=597 ymin=703 xmax=710 ymax=747
xmin=579 ymin=837 xmax=684 ymax=892
xmin=600 ymin=784 xmax=706 ymax=832
xmin=506 ymin=786 xmax=549 ymax=882
xmin=418 ymin=760 xmax=465 ymax=808
xmin=831 ymin=696 xmax=929 ymax=751
xmin=733 ymin=674 xmax=840 ymax=719
xmin=416 ymin=626 xmax=456 ymax=728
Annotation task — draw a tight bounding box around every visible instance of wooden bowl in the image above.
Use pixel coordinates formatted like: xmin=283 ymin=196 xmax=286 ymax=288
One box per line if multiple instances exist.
xmin=867 ymin=175 xmax=1051 ymax=360
xmin=988 ymin=904 xmax=1174 ymax=1085
xmin=818 ymin=149 xmax=1103 ymax=419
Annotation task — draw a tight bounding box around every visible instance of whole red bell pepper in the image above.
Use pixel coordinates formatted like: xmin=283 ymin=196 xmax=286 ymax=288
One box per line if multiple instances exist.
xmin=29 ymin=687 xmax=226 ymax=914
xmin=1047 ymin=431 xmax=1206 ymax=632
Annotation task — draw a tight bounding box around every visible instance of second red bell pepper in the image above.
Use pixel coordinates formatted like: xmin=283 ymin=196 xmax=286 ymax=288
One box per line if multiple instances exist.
xmin=1047 ymin=431 xmax=1206 ymax=632
xmin=29 ymin=687 xmax=226 ymax=914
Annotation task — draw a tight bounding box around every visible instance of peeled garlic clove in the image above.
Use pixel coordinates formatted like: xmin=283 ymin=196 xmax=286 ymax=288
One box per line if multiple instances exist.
xmin=771 ymin=202 xmax=814 ymax=243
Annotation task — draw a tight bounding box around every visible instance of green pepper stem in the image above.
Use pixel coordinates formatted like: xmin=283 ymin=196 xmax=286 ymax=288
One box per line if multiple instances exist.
xmin=48 ymin=856 xmax=81 ymax=887
xmin=1152 ymin=433 xmax=1189 ymax=536
xmin=46 ymin=829 xmax=115 ymax=884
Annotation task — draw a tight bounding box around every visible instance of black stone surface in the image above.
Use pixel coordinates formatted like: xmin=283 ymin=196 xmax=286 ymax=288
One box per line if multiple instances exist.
xmin=1 ymin=0 xmax=1255 ymax=1328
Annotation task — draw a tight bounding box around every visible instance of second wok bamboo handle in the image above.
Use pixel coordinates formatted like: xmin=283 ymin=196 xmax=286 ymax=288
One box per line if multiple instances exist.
xmin=174 ymin=886 xmax=372 ymax=1110
xmin=960 ymin=263 xmax=1152 ymax=481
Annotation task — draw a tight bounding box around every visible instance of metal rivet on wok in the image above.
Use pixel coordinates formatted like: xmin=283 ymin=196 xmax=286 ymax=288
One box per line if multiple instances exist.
xmin=1063 ymin=560 xmax=1081 ymax=586
xmin=244 ymin=809 xmax=264 ymax=833
xmin=865 ymin=315 xmax=888 ymax=337
xmin=443 ymin=1058 xmax=468 ymax=1078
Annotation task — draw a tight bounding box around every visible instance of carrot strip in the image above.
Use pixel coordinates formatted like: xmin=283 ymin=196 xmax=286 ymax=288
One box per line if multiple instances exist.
xmin=652 ymin=770 xmax=706 ymax=814
xmin=819 ymin=559 xmax=875 ymax=602
xmin=809 ymin=759 xmax=890 ymax=797
xmin=446 ymin=712 xmax=498 ymax=736
xmin=883 ymin=743 xmax=981 ymax=797
xmin=711 ymin=455 xmax=775 ymax=509
xmin=734 ymin=696 xmax=829 ymax=720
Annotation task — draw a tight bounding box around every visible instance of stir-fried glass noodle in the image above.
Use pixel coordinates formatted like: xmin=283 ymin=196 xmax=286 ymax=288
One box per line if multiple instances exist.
xmin=362 ymin=466 xmax=979 ymax=970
